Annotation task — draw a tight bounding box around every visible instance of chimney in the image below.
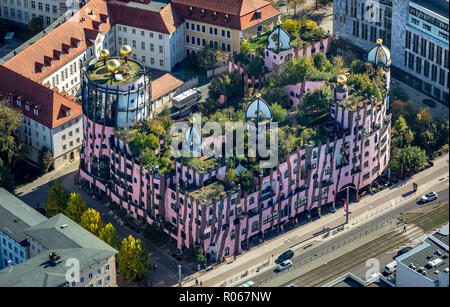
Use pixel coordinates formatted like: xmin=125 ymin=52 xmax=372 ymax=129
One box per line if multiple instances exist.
xmin=49 ymin=252 xmax=62 ymax=265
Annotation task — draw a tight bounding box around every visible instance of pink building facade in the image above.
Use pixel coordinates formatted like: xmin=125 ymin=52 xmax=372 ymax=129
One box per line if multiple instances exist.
xmin=79 ymin=44 xmax=392 ymax=261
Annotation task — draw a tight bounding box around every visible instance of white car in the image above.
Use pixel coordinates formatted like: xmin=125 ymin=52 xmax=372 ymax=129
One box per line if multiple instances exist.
xmin=421 ymin=192 xmax=438 ymax=203
xmin=277 ymin=260 xmax=292 ymax=271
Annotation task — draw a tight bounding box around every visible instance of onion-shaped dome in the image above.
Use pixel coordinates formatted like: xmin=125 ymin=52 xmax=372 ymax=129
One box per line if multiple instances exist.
xmin=106 ymin=59 xmax=120 ymax=73
xmin=245 ymin=94 xmax=272 ymax=122
xmin=367 ymin=39 xmax=391 ymax=66
xmin=184 ymin=120 xmax=202 ymax=152
xmin=100 ymin=49 xmax=110 ymax=60
xmin=120 ymin=45 xmax=132 ymax=58
xmin=335 ymin=74 xmax=348 ymax=93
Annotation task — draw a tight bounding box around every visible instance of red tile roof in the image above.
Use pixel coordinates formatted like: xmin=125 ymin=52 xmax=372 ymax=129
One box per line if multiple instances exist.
xmin=151 ymin=73 xmax=184 ymax=100
xmin=171 ymin=0 xmax=280 ymax=30
xmin=3 ymin=0 xmax=111 ymax=83
xmin=0 ymin=65 xmax=82 ymax=129
xmin=108 ymin=1 xmax=184 ymax=34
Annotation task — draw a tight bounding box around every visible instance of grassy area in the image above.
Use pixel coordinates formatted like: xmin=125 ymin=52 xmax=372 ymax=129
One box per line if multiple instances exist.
xmin=248 ymin=34 xmax=268 ymax=52
xmin=186 ymin=157 xmax=218 ymax=173
xmin=412 ymin=204 xmax=449 ymax=232
xmin=189 ymin=181 xmax=226 ymax=204
xmin=88 ymin=59 xmax=142 ymax=86
xmin=399 ymin=213 xmax=423 ymax=224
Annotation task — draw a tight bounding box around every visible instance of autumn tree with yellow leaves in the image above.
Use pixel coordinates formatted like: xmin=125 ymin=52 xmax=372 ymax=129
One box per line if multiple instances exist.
xmin=117 ymin=235 xmax=151 ymax=281
xmin=80 ymin=208 xmax=104 ymax=236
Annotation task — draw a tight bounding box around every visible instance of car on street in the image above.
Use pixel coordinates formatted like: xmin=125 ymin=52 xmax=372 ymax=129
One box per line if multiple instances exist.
xmin=422 ymin=99 xmax=436 ymax=108
xmin=420 ymin=192 xmax=438 ymax=203
xmin=395 ymin=246 xmax=413 ymax=258
xmin=277 ymin=260 xmax=293 ymax=272
xmin=384 ymin=261 xmax=397 ymax=275
xmin=277 ymin=250 xmax=294 ymax=263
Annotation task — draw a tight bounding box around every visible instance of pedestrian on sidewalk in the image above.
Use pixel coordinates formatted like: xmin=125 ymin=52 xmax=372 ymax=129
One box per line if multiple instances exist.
xmin=195 ymin=278 xmax=198 ymax=286
xmin=200 ymin=281 xmax=203 ymax=287
xmin=403 ymin=224 xmax=407 ymax=233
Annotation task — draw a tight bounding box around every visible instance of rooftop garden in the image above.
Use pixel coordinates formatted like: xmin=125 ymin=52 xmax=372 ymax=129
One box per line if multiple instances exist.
xmin=87 ymin=58 xmax=142 ymax=86
xmin=187 ymin=181 xmax=228 ymax=204
xmin=114 ymin=115 xmax=174 ymax=174
xmin=241 ymin=18 xmax=327 ymax=57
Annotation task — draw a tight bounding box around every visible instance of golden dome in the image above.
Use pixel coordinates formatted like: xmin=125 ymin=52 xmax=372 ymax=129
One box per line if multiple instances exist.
xmin=120 ymin=45 xmax=132 ymax=58
xmin=106 ymin=59 xmax=121 ymax=73
xmin=100 ymin=49 xmax=110 ymax=60
xmin=337 ymin=75 xmax=347 ymax=85
xmin=376 ymin=38 xmax=383 ymax=45
xmin=255 ymin=92 xmax=262 ymax=98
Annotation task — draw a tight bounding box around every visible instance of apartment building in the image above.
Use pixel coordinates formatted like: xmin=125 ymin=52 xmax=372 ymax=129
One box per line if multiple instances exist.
xmin=333 ymin=0 xmax=449 ymax=105
xmin=108 ymin=0 xmax=185 ymax=71
xmin=0 ymin=188 xmax=47 ymax=269
xmin=0 ymin=191 xmax=118 ymax=287
xmin=171 ymin=0 xmax=280 ymax=56
xmin=0 ymin=65 xmax=83 ymax=170
xmin=0 ymin=0 xmax=84 ymax=27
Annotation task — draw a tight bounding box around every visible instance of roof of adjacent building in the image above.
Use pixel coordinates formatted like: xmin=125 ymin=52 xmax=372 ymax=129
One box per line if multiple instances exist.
xmin=108 ymin=0 xmax=184 ymax=34
xmin=0 ymin=188 xmax=47 ymax=244
xmin=411 ymin=0 xmax=449 ymax=20
xmin=2 ymin=0 xmax=111 ymax=84
xmin=396 ymin=224 xmax=449 ymax=283
xmin=0 ymin=65 xmax=82 ymax=129
xmin=0 ymin=247 xmax=114 ymax=287
xmin=0 ymin=213 xmax=118 ymax=287
xmin=151 ymin=73 xmax=184 ymax=100
xmin=171 ymin=0 xmax=280 ymax=30
xmin=24 ymin=214 xmax=117 ymax=253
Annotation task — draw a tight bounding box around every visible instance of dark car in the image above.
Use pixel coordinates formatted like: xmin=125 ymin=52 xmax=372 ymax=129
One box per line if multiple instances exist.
xmin=422 ymin=99 xmax=436 ymax=108
xmin=277 ymin=250 xmax=294 ymax=262
xmin=395 ymin=246 xmax=413 ymax=258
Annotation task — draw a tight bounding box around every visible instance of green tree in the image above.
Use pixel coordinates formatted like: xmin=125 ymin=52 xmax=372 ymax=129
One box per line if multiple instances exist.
xmin=197 ymin=45 xmax=226 ymax=75
xmin=117 ymin=235 xmax=151 ymax=281
xmin=186 ymin=245 xmax=205 ymax=263
xmin=45 ymin=181 xmax=69 ymax=217
xmin=239 ymin=170 xmax=255 ymax=194
xmin=282 ymin=18 xmax=300 ymax=37
xmin=390 ymin=146 xmax=427 ymax=177
xmin=0 ymin=101 xmax=24 ymax=167
xmin=262 ymin=88 xmax=289 ymax=109
xmin=270 ymin=103 xmax=287 ymax=125
xmin=99 ymin=223 xmax=121 ymax=250
xmin=225 ymin=168 xmax=239 ymax=184
xmin=0 ymin=158 xmax=14 ymax=191
xmin=143 ymin=223 xmax=165 ymax=245
xmin=313 ymin=52 xmax=329 ymax=71
xmin=348 ymin=73 xmax=382 ymax=100
xmin=240 ymin=40 xmax=251 ymax=55
xmin=263 ymin=25 xmax=270 ymax=34
xmin=391 ymin=116 xmax=414 ymax=148
xmin=246 ymin=56 xmax=264 ymax=77
xmin=390 ymin=87 xmax=409 ymax=102
xmin=80 ymin=208 xmax=104 ymax=236
xmin=38 ymin=147 xmax=53 ymax=174
xmin=390 ymin=99 xmax=415 ymax=123
xmin=278 ymin=127 xmax=300 ymax=159
xmin=64 ymin=193 xmax=87 ymax=223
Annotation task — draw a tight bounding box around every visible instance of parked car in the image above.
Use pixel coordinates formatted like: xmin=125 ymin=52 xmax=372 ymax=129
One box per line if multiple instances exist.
xmin=384 ymin=261 xmax=397 ymax=274
xmin=395 ymin=246 xmax=413 ymax=258
xmin=277 ymin=250 xmax=294 ymax=262
xmin=421 ymin=192 xmax=438 ymax=203
xmin=422 ymin=99 xmax=436 ymax=108
xmin=277 ymin=260 xmax=293 ymax=271
xmin=239 ymin=280 xmax=256 ymax=287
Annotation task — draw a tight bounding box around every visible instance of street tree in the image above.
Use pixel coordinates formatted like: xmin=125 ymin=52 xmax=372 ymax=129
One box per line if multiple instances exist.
xmin=391 ymin=116 xmax=414 ymax=148
xmin=64 ymin=193 xmax=87 ymax=224
xmin=99 ymin=223 xmax=121 ymax=250
xmin=45 ymin=181 xmax=69 ymax=218
xmin=38 ymin=147 xmax=53 ymax=174
xmin=0 ymin=158 xmax=14 ymax=191
xmin=390 ymin=145 xmax=427 ymax=177
xmin=80 ymin=208 xmax=104 ymax=236
xmin=0 ymin=101 xmax=24 ymax=167
xmin=197 ymin=45 xmax=226 ymax=76
xmin=117 ymin=235 xmax=151 ymax=281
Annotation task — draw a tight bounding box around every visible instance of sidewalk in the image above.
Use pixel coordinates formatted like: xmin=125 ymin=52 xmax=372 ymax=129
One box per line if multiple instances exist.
xmin=182 ymin=154 xmax=449 ymax=287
